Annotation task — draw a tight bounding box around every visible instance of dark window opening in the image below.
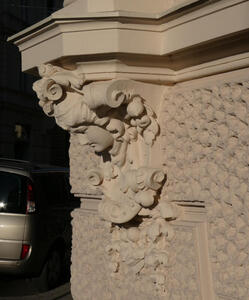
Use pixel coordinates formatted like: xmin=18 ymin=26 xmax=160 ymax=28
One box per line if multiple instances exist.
xmin=0 ymin=171 xmax=27 ymax=214
xmin=14 ymin=124 xmax=31 ymax=160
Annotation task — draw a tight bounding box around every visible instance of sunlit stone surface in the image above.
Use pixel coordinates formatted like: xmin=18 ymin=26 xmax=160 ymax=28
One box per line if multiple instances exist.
xmin=9 ymin=0 xmax=249 ymax=298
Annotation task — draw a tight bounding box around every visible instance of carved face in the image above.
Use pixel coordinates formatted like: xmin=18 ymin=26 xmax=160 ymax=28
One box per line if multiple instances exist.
xmin=79 ymin=125 xmax=114 ymax=153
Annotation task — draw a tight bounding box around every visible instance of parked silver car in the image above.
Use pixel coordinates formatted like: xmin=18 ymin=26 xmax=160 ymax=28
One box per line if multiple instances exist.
xmin=0 ymin=159 xmax=80 ymax=290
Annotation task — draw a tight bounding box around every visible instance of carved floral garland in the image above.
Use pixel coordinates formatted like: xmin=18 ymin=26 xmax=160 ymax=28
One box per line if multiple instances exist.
xmin=33 ymin=63 xmax=174 ymax=224
xmin=33 ymin=63 xmax=179 ymax=284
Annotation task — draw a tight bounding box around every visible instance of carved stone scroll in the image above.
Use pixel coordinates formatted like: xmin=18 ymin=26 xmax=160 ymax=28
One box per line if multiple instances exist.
xmin=33 ymin=63 xmax=174 ymax=225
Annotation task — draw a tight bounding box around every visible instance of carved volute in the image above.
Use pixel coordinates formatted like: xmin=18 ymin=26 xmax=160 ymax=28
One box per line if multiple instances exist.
xmin=33 ymin=63 xmax=177 ymax=224
xmin=10 ymin=0 xmax=249 ymax=298
xmin=32 ymin=63 xmax=181 ymax=285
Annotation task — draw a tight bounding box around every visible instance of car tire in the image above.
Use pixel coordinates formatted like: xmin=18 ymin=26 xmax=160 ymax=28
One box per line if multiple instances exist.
xmin=46 ymin=249 xmax=63 ymax=289
xmin=37 ymin=248 xmax=63 ymax=292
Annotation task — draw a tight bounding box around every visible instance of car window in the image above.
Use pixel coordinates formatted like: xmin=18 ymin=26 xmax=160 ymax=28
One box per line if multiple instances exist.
xmin=0 ymin=171 xmax=27 ymax=214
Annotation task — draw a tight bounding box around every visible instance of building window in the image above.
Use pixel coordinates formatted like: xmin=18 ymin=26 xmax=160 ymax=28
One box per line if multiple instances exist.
xmin=14 ymin=124 xmax=30 ymax=160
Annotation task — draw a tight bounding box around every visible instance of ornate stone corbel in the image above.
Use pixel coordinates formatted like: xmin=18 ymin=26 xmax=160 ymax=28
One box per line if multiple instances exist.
xmin=33 ymin=63 xmax=173 ymax=224
xmin=33 ymin=63 xmax=180 ymax=286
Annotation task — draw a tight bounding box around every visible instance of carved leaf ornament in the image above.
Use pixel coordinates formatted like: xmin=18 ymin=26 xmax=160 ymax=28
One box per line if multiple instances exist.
xmin=33 ymin=64 xmax=171 ymax=225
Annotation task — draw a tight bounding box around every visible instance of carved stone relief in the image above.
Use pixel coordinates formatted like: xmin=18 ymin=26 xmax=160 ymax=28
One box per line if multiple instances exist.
xmin=33 ymin=64 xmax=181 ymax=293
xmin=71 ymin=210 xmax=200 ymax=300
xmin=33 ymin=63 xmax=171 ymax=224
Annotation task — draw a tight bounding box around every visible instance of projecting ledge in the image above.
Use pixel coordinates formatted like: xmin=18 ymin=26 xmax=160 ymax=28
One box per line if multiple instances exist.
xmin=8 ymin=0 xmax=249 ymax=83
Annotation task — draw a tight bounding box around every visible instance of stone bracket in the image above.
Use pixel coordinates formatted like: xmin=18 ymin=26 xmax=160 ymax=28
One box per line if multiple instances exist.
xmin=33 ymin=63 xmax=174 ymax=224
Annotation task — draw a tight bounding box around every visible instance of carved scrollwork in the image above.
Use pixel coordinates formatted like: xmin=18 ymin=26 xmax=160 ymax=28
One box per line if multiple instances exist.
xmin=33 ymin=63 xmax=169 ymax=224
xmin=86 ymin=169 xmax=103 ymax=186
xmin=99 ymin=198 xmax=141 ymax=224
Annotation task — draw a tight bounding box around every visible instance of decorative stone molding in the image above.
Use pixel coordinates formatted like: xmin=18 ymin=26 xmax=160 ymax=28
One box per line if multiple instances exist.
xmin=63 ymin=0 xmax=198 ymax=13
xmin=10 ymin=1 xmax=249 ymax=83
xmin=71 ymin=209 xmax=201 ymax=300
xmin=33 ymin=63 xmax=174 ymax=224
xmin=33 ymin=64 xmax=181 ymax=289
xmin=106 ymin=204 xmax=176 ymax=287
xmin=63 ymin=0 xmax=76 ymax=7
xmin=9 ymin=0 xmax=249 ymax=298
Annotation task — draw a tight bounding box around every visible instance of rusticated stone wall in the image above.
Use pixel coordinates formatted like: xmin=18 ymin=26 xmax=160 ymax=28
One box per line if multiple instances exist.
xmin=69 ymin=134 xmax=102 ymax=196
xmin=161 ymin=79 xmax=249 ymax=299
xmin=70 ymin=210 xmax=201 ymax=300
xmin=68 ymin=73 xmax=249 ymax=299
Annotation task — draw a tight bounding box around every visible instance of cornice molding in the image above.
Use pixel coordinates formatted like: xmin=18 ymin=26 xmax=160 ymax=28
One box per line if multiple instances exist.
xmin=62 ymin=0 xmax=200 ymax=15
xmin=8 ymin=0 xmax=249 ymax=83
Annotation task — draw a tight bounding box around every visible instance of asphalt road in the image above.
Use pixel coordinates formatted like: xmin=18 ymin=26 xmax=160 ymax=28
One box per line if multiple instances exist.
xmin=0 ymin=277 xmax=39 ymax=297
xmin=0 ymin=277 xmax=72 ymax=299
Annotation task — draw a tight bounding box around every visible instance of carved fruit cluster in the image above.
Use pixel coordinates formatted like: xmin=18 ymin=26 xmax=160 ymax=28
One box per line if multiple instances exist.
xmin=106 ymin=217 xmax=173 ymax=289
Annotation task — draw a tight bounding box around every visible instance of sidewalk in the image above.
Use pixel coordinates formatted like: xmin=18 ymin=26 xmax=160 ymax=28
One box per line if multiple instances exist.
xmin=0 ymin=283 xmax=73 ymax=300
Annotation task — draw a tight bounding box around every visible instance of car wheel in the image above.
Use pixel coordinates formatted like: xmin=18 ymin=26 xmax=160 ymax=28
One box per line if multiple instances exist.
xmin=36 ymin=248 xmax=63 ymax=292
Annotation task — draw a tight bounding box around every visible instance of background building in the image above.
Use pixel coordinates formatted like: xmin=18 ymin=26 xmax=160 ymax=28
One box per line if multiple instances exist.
xmin=0 ymin=0 xmax=68 ymax=166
